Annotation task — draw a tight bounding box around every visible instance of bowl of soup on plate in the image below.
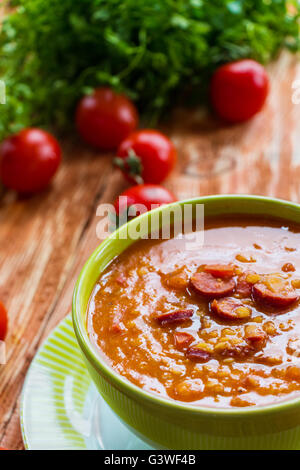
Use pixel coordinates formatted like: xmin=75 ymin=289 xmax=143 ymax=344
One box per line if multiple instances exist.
xmin=73 ymin=195 xmax=300 ymax=449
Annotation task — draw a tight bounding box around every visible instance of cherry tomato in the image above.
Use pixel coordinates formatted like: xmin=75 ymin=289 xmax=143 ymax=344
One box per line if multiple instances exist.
xmin=210 ymin=59 xmax=269 ymax=123
xmin=76 ymin=87 xmax=138 ymax=150
xmin=0 ymin=301 xmax=8 ymax=341
xmin=114 ymin=184 xmax=177 ymax=216
xmin=114 ymin=129 xmax=176 ymax=184
xmin=0 ymin=128 xmax=61 ymax=194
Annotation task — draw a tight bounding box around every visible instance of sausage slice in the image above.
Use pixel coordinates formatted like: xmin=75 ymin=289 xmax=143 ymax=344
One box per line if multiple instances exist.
xmin=190 ymin=272 xmax=235 ymax=298
xmin=155 ymin=309 xmax=193 ymax=326
xmin=211 ymin=297 xmax=251 ymax=320
xmin=253 ymin=282 xmax=298 ymax=308
xmin=236 ymin=271 xmax=260 ymax=298
xmin=174 ymin=332 xmax=194 ymax=349
xmin=236 ymin=279 xmax=252 ymax=297
xmin=204 ymin=264 xmax=235 ymax=278
xmin=186 ymin=346 xmax=211 ymax=363
xmin=236 ymin=273 xmax=253 ymax=297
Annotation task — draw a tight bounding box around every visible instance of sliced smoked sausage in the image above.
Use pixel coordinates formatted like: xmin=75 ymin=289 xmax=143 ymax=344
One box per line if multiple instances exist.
xmin=174 ymin=332 xmax=194 ymax=349
xmin=155 ymin=309 xmax=193 ymax=326
xmin=185 ymin=346 xmax=211 ymax=363
xmin=253 ymin=282 xmax=298 ymax=308
xmin=204 ymin=264 xmax=234 ymax=278
xmin=211 ymin=297 xmax=251 ymax=320
xmin=236 ymin=271 xmax=260 ymax=298
xmin=190 ymin=272 xmax=235 ymax=299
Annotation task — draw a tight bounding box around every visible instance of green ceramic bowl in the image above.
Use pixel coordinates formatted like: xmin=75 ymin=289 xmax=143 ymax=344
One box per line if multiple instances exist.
xmin=73 ymin=195 xmax=300 ymax=450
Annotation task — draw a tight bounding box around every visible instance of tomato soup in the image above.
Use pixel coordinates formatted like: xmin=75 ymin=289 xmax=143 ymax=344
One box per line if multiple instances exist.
xmin=87 ymin=216 xmax=300 ymax=408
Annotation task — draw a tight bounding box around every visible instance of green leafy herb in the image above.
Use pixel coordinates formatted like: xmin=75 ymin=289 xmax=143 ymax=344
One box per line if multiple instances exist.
xmin=0 ymin=0 xmax=299 ymax=140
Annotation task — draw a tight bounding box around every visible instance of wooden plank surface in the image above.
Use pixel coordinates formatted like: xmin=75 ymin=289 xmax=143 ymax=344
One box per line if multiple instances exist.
xmin=0 ymin=52 xmax=299 ymax=450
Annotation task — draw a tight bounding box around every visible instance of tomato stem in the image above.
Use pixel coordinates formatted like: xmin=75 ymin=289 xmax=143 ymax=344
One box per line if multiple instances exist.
xmin=113 ymin=149 xmax=144 ymax=185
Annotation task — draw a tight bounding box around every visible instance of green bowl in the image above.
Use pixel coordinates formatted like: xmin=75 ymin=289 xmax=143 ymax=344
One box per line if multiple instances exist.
xmin=72 ymin=195 xmax=300 ymax=450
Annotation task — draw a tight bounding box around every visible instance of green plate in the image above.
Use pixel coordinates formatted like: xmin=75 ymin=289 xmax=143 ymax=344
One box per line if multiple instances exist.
xmin=20 ymin=315 xmax=152 ymax=450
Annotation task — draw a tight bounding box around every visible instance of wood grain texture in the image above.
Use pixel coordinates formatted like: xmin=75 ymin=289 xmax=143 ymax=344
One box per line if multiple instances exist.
xmin=0 ymin=52 xmax=299 ymax=450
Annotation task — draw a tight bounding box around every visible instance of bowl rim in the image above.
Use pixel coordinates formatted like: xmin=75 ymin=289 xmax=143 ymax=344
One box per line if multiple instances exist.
xmin=73 ymin=194 xmax=300 ymax=418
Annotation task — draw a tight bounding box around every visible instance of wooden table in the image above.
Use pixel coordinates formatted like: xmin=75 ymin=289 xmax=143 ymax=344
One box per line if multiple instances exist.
xmin=0 ymin=52 xmax=299 ymax=450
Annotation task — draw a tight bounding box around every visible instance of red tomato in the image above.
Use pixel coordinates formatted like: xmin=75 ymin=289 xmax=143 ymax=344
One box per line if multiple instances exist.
xmin=115 ymin=129 xmax=176 ymax=184
xmin=210 ymin=59 xmax=269 ymax=123
xmin=0 ymin=301 xmax=8 ymax=341
xmin=0 ymin=128 xmax=61 ymax=194
xmin=76 ymin=87 xmax=138 ymax=150
xmin=114 ymin=184 xmax=177 ymax=216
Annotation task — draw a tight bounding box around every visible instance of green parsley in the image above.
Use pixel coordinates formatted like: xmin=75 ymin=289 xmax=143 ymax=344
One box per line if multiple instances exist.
xmin=0 ymin=0 xmax=299 ymax=139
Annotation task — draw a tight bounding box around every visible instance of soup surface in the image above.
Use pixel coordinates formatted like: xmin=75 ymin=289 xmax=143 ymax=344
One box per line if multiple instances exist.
xmin=87 ymin=216 xmax=300 ymax=408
